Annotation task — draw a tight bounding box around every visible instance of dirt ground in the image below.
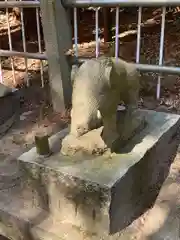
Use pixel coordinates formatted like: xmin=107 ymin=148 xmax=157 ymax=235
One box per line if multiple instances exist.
xmin=0 ymin=7 xmax=180 ymax=239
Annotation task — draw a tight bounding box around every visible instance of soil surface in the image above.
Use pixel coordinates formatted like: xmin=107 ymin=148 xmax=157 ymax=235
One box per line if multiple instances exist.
xmin=0 ymin=6 xmax=180 ymax=240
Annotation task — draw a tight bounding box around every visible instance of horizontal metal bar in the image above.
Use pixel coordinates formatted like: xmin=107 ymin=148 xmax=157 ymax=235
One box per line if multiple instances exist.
xmin=0 ymin=1 xmax=40 ymax=9
xmin=70 ymin=56 xmax=180 ymax=75
xmin=3 ymin=65 xmax=46 ymax=73
xmin=63 ymin=0 xmax=180 ymax=7
xmin=136 ymin=63 xmax=180 ymax=75
xmin=0 ymin=50 xmax=47 ymax=60
xmin=3 ymin=51 xmax=179 ymax=75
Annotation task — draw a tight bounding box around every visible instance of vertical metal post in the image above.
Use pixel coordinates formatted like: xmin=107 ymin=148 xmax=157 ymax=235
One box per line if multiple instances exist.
xmin=0 ymin=58 xmax=3 ymax=84
xmin=73 ymin=7 xmax=78 ymax=57
xmin=20 ymin=0 xmax=29 ymax=86
xmin=157 ymin=6 xmax=166 ymax=99
xmin=6 ymin=0 xmax=16 ymax=85
xmin=36 ymin=5 xmax=44 ymax=87
xmin=136 ymin=6 xmax=142 ymax=63
xmin=40 ymin=0 xmax=72 ymax=112
xmin=115 ymin=6 xmax=119 ymax=59
xmin=95 ymin=8 xmax=99 ymax=58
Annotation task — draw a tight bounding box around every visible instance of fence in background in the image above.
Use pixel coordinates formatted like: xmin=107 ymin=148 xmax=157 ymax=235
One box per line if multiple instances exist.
xmin=64 ymin=0 xmax=180 ymax=100
xmin=40 ymin=0 xmax=180 ymax=112
xmin=1 ymin=1 xmax=180 ymax=111
xmin=0 ymin=0 xmax=47 ymax=87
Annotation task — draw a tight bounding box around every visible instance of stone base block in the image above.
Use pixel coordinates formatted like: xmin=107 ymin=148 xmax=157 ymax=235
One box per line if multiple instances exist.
xmin=0 ymin=110 xmax=179 ymax=240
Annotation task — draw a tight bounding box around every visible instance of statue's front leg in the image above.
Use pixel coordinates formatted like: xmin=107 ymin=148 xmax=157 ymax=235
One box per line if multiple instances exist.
xmin=70 ymin=108 xmax=91 ymax=138
xmin=61 ymin=103 xmax=105 ymax=156
xmin=101 ymin=112 xmax=119 ymax=151
xmin=117 ymin=90 xmax=145 ymax=142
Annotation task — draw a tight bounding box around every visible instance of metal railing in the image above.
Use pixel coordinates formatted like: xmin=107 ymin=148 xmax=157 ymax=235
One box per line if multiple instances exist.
xmin=63 ymin=0 xmax=180 ymax=99
xmin=63 ymin=0 xmax=180 ymax=7
xmin=0 ymin=0 xmax=47 ymax=87
xmin=1 ymin=0 xmax=180 ymax=103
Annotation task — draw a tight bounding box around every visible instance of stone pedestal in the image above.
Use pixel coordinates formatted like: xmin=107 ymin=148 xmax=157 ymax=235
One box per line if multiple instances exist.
xmin=0 ymin=110 xmax=179 ymax=240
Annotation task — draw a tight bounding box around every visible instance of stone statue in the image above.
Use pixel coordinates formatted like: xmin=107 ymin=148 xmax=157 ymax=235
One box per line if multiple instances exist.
xmin=61 ymin=57 xmax=145 ymax=156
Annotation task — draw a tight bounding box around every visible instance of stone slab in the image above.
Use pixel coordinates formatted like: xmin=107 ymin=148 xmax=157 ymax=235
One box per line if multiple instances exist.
xmin=17 ymin=110 xmax=180 ymax=238
xmin=0 ymin=185 xmax=60 ymax=240
xmin=0 ymin=83 xmax=16 ymax=98
xmin=0 ymin=186 xmax=115 ymax=240
xmin=0 ymin=90 xmax=20 ymax=137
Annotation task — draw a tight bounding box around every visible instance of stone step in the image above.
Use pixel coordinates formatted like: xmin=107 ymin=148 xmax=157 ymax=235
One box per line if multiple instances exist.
xmin=0 ymin=186 xmax=64 ymax=240
xmin=0 ymin=186 xmax=123 ymax=240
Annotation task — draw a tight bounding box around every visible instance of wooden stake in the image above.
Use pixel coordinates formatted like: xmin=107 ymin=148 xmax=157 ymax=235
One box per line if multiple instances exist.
xmin=35 ymin=132 xmax=51 ymax=157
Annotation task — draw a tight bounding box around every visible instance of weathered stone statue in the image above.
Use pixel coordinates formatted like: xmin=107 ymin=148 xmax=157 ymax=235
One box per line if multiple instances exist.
xmin=61 ymin=57 xmax=145 ymax=156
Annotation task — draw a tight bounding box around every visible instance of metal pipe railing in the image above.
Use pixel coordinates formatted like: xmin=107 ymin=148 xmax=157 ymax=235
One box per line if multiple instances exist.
xmin=73 ymin=57 xmax=180 ymax=75
xmin=63 ymin=0 xmax=180 ymax=7
xmin=157 ymin=6 xmax=166 ymax=98
xmin=19 ymin=0 xmax=29 ymax=86
xmin=69 ymin=3 xmax=180 ymax=99
xmin=0 ymin=0 xmax=45 ymax=86
xmin=5 ymin=0 xmax=16 ymax=84
xmin=0 ymin=1 xmax=40 ymax=8
xmin=1 ymin=0 xmax=180 ymax=95
xmin=0 ymin=50 xmax=47 ymax=60
xmin=135 ymin=63 xmax=180 ymax=75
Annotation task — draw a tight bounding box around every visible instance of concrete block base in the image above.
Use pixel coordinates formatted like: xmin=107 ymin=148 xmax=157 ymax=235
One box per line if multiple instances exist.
xmin=0 ymin=110 xmax=179 ymax=240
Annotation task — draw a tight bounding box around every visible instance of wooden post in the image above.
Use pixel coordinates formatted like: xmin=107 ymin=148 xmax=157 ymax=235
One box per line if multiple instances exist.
xmin=35 ymin=132 xmax=51 ymax=157
xmin=40 ymin=0 xmax=72 ymax=112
